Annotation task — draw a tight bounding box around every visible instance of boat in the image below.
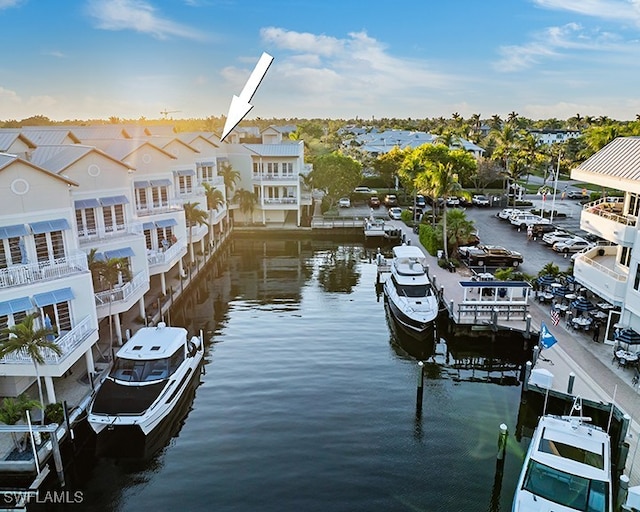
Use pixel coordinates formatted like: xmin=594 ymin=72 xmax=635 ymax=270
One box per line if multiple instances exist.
xmin=87 ymin=322 xmax=204 ymax=455
xmin=364 ymin=216 xmax=386 ymax=239
xmin=382 ymin=245 xmax=439 ymax=340
xmin=512 ymin=399 xmax=613 ymax=512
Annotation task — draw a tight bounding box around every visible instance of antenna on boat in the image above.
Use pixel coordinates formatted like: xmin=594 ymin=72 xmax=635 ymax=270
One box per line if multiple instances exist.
xmin=607 ymin=384 xmax=617 ymax=433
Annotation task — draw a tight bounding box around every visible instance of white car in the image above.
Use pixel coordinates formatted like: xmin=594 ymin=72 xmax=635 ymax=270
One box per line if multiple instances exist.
xmin=388 ymin=207 xmax=402 ymax=220
xmin=354 ymin=186 xmax=376 ymax=194
xmin=509 ymin=213 xmax=550 ymax=229
xmin=541 ymin=230 xmax=574 ymax=246
xmin=338 ymin=197 xmax=351 ymax=208
xmin=552 ymin=237 xmax=595 ymax=253
xmin=497 ymin=208 xmax=528 ymax=220
xmin=472 ymin=194 xmax=490 ymax=206
xmin=446 ymin=196 xmax=460 ymax=207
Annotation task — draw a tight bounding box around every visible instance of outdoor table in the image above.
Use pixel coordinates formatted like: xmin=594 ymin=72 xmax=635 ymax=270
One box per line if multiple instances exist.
xmin=565 ymin=293 xmax=577 ymax=301
xmin=538 ymin=292 xmax=553 ymax=303
xmin=597 ymin=302 xmax=615 ymax=311
xmin=591 ymin=311 xmax=608 ymax=321
xmin=572 ymin=317 xmax=592 ymax=330
xmin=550 ymin=282 xmax=563 ymax=289
xmin=555 ymin=304 xmax=569 ymax=313
xmin=615 ymin=350 xmax=638 ymax=367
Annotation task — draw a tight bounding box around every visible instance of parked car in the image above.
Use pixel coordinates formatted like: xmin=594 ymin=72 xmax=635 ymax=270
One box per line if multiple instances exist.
xmin=384 ymin=194 xmax=398 ymax=207
xmin=354 ymin=186 xmax=375 ymax=194
xmin=566 ymin=190 xmax=589 ymax=200
xmin=369 ymin=196 xmax=381 ymax=208
xmin=472 ymin=194 xmax=490 ymax=206
xmin=338 ymin=197 xmax=351 ymax=208
xmin=552 ymin=237 xmax=595 ymax=253
xmin=542 ymin=230 xmax=574 ymax=246
xmin=415 ymin=195 xmax=427 ymax=208
xmin=446 ymin=196 xmax=461 ymax=207
xmin=407 ymin=206 xmax=424 ymax=221
xmin=388 ymin=207 xmax=402 ymax=220
xmin=509 ymin=213 xmax=550 ymax=229
xmin=458 ymin=244 xmax=523 ymax=267
xmin=497 ymin=208 xmax=528 ymax=220
xmin=530 ymin=223 xmax=557 ymax=236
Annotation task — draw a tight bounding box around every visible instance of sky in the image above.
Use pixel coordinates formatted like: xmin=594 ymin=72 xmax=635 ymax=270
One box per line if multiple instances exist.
xmin=2 ymin=0 xmax=640 ymax=122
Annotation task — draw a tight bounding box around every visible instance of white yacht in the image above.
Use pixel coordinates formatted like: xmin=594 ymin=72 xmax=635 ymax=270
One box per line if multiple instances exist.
xmin=512 ymin=411 xmax=612 ymax=512
xmin=382 ymin=245 xmax=438 ymax=340
xmin=88 ymin=323 xmax=204 ymax=450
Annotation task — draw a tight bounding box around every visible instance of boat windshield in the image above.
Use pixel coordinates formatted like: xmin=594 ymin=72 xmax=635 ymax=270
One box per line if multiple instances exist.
xmin=522 ymin=460 xmax=609 ymax=511
xmin=395 ymin=283 xmax=431 ymax=298
xmin=109 ymin=351 xmax=184 ymax=382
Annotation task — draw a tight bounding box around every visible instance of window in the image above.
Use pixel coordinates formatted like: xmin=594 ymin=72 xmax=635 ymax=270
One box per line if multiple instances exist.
xmin=41 ymin=302 xmax=71 ymax=335
xmin=0 ymin=237 xmax=24 ymax=268
xmin=144 ymin=228 xmax=153 ymax=250
xmin=282 ymin=162 xmax=293 ymax=176
xmin=628 ymin=194 xmax=640 ymax=217
xmin=34 ymin=230 xmax=65 ymax=262
xmin=199 ymin=165 xmax=214 ymax=182
xmin=635 ymin=263 xmax=640 ymax=292
xmin=76 ymin=208 xmax=97 ymax=237
xmin=157 ymin=228 xmax=174 ymax=249
xmin=136 ymin=188 xmax=148 ymax=210
xmin=151 ymin=186 xmax=169 ymax=208
xmin=620 ymin=247 xmax=632 ymax=268
xmin=177 ymin=175 xmax=193 ymax=194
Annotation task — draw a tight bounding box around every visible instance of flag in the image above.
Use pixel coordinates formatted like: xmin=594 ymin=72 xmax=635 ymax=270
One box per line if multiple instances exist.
xmin=540 ymin=322 xmax=558 ymax=349
xmin=550 ymin=307 xmax=560 ymax=326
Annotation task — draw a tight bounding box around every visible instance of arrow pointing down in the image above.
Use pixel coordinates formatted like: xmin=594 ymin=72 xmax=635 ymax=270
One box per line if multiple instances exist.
xmin=221 ymin=52 xmax=274 ymax=142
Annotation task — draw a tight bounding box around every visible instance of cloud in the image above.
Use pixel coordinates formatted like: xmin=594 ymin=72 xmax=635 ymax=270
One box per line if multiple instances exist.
xmin=0 ymin=0 xmax=23 ymax=9
xmin=532 ymin=0 xmax=640 ymax=24
xmin=43 ymin=50 xmax=67 ymax=58
xmin=85 ymin=0 xmax=209 ymax=41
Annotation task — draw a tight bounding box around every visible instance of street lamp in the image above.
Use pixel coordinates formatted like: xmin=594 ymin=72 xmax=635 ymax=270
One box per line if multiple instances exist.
xmin=549 ymin=152 xmax=561 ymax=224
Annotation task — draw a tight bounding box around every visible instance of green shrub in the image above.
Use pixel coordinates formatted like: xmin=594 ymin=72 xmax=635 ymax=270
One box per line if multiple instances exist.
xmin=419 ymin=224 xmax=442 ymax=256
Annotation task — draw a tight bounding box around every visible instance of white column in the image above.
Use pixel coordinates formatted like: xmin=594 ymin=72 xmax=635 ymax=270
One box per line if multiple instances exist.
xmin=138 ymin=297 xmax=146 ymax=320
xmin=85 ymin=349 xmax=95 ymax=375
xmin=160 ymin=271 xmax=167 ymax=295
xmin=113 ymin=312 xmax=123 ymax=345
xmin=44 ymin=376 xmax=56 ymax=405
xmin=200 ymin=238 xmax=205 ymax=256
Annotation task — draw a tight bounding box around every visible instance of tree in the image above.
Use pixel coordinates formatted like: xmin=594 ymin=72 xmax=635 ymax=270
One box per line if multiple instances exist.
xmin=219 ymin=162 xmax=241 ymax=206
xmin=183 ymin=202 xmax=209 ymax=263
xmin=373 ymin=146 xmax=407 ymax=190
xmin=235 ymin=188 xmax=258 ymax=224
xmin=202 ymin=183 xmax=225 ymax=242
xmin=0 ymin=314 xmax=60 ymax=423
xmin=470 ymin=157 xmax=502 ymax=192
xmin=308 ymin=151 xmax=362 ymax=209
xmin=444 ymin=208 xmax=476 ymax=255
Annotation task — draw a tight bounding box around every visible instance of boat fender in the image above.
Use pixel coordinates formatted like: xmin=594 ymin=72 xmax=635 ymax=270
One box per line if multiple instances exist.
xmin=187 ymin=336 xmax=200 ymax=356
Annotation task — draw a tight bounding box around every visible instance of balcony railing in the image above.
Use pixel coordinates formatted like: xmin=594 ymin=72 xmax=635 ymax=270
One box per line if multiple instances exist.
xmin=147 ymin=240 xmax=186 ymax=266
xmin=0 ymin=252 xmax=88 ymax=289
xmin=263 ymin=198 xmax=298 ymax=205
xmin=135 ymin=200 xmax=184 ymax=217
xmin=200 ymin=176 xmax=224 ymax=187
xmin=95 ymin=270 xmax=148 ymax=306
xmin=582 ymin=198 xmax=636 ymax=226
xmin=78 ymin=222 xmax=145 ymax=245
xmin=252 ymin=174 xmax=298 ymax=181
xmin=0 ymin=315 xmax=95 ymax=365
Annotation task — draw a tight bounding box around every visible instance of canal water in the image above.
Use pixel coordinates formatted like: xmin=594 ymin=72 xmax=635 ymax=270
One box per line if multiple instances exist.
xmin=45 ymin=238 xmax=535 ymax=511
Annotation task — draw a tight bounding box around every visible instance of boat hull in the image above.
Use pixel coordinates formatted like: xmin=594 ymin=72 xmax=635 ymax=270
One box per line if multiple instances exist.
xmin=384 ymin=294 xmax=436 ymax=341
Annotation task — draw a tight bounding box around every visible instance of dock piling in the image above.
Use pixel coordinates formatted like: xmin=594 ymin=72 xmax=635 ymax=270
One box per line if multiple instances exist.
xmin=617 ymin=474 xmax=629 ymax=511
xmin=567 ymin=372 xmax=575 ymax=395
xmin=416 ymin=361 xmax=424 ymax=416
xmin=497 ymin=423 xmax=508 ymax=461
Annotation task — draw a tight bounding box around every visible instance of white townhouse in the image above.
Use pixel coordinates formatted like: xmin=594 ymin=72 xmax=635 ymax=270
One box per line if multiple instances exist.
xmin=29 ymin=144 xmax=150 ymax=345
xmin=530 ymin=129 xmax=581 ymax=146
xmin=0 ymin=154 xmax=99 ymax=403
xmin=0 ymin=130 xmax=37 ymax=158
xmin=224 ymin=126 xmax=312 ymax=227
xmin=571 ymin=137 xmax=640 ymax=339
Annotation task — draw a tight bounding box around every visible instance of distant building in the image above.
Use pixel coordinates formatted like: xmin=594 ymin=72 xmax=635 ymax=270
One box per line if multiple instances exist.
xmin=529 ymin=129 xmax=581 ymax=145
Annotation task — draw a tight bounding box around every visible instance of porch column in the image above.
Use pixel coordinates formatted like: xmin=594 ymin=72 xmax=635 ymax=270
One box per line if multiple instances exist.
xmin=178 ymin=260 xmax=184 ymax=278
xmin=138 ymin=297 xmax=146 ymax=320
xmin=160 ymin=272 xmax=167 ymax=296
xmin=85 ymin=349 xmax=95 ymax=375
xmin=200 ymin=238 xmax=205 ymax=257
xmin=44 ymin=376 xmax=56 ymax=405
xmin=113 ymin=313 xmax=123 ymax=345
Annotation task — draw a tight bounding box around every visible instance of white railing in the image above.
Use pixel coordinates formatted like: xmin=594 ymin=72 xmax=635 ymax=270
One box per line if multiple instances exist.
xmin=583 ymin=198 xmax=636 ymax=226
xmin=94 ymin=271 xmax=148 ymax=306
xmin=0 ymin=315 xmax=94 ymax=365
xmin=252 ymin=174 xmax=297 ymax=181
xmin=578 ymin=251 xmax=628 ymax=282
xmin=200 ymin=176 xmax=224 ymax=187
xmin=0 ymin=252 xmax=88 ymax=289
xmin=78 ymin=222 xmax=144 ymax=245
xmin=263 ymin=198 xmax=297 ymax=205
xmin=135 ymin=200 xmax=184 ymax=217
xmin=147 ymin=241 xmax=186 ymax=266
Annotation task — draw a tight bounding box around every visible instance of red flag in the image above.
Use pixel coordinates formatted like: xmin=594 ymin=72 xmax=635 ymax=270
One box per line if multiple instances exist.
xmin=551 ymin=308 xmax=560 ymax=326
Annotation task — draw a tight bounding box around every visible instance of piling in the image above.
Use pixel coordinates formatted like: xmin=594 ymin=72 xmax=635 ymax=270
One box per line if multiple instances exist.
xmin=523 ymin=361 xmax=532 ymax=393
xmin=532 ymin=345 xmax=539 ymax=366
xmin=50 ymin=429 xmax=65 ymax=487
xmin=567 ymin=372 xmax=575 ymax=395
xmin=416 ymin=361 xmax=424 ymax=416
xmin=617 ymin=474 xmax=630 ymax=511
xmin=497 ymin=423 xmax=508 ymax=461
xmin=524 ymin=314 xmax=532 ymax=340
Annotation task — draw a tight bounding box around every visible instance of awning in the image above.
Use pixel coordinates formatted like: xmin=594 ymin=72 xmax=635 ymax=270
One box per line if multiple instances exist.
xmin=104 ymin=247 xmax=135 ymax=259
xmin=142 ymin=222 xmax=155 ymax=230
xmin=33 ymin=287 xmax=75 ymax=307
xmin=0 ymin=224 xmax=28 ymax=240
xmin=74 ymin=198 xmax=101 ymax=209
xmin=134 ymin=181 xmax=150 ymax=189
xmin=0 ymin=296 xmax=33 ymax=316
xmin=173 ymin=169 xmax=195 ymax=176
xmin=198 ymin=161 xmax=216 ymax=166
xmin=155 ymin=218 xmax=178 ymax=228
xmin=100 ymin=195 xmax=129 ymax=206
xmin=29 ymin=218 xmax=71 ymax=234
xmin=150 ymin=179 xmax=172 ymax=187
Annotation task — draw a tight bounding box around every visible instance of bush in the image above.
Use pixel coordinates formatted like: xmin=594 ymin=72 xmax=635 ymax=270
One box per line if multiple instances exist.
xmin=44 ymin=402 xmax=64 ymax=424
xmin=419 ymin=224 xmax=442 ymax=256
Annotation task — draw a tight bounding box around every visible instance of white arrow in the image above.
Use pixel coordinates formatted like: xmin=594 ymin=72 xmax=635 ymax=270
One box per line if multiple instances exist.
xmin=221 ymin=52 xmax=274 ymax=142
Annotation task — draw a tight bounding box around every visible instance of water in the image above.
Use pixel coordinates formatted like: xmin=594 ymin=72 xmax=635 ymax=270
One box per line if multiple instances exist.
xmin=42 ymin=238 xmax=534 ymax=511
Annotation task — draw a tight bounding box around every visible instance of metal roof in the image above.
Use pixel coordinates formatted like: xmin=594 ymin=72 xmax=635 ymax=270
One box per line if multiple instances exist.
xmin=573 ymin=137 xmax=640 ymax=181
xmin=19 ymin=128 xmax=80 ymax=145
xmin=0 ymin=130 xmax=37 ymax=151
xmin=30 ymin=145 xmax=94 ymax=172
xmin=243 ymin=143 xmax=302 ymax=157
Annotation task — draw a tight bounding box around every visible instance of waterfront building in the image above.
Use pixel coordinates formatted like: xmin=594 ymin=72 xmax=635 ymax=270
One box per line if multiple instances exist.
xmin=570 ymin=137 xmax=640 ymax=337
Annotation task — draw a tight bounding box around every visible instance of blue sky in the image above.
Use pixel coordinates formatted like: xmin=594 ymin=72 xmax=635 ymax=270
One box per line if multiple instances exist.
xmin=1 ymin=0 xmax=640 ymax=122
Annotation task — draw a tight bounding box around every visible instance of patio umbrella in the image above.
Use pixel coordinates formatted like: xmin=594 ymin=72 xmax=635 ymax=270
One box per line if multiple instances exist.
xmin=570 ymin=296 xmax=595 ymax=312
xmin=616 ymin=328 xmax=640 ymax=347
xmin=537 ymin=275 xmax=557 ymax=288
xmin=552 ymin=286 xmax=569 ymax=298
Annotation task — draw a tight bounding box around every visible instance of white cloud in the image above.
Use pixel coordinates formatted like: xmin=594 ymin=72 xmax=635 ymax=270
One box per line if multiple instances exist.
xmin=85 ymin=0 xmax=209 ymax=41
xmin=43 ymin=50 xmax=66 ymax=58
xmin=0 ymin=0 xmax=23 ymax=9
xmin=532 ymin=0 xmax=640 ymax=24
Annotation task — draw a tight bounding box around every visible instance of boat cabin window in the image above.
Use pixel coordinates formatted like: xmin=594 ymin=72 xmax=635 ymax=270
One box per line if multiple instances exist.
xmin=539 ymin=437 xmax=604 ymax=469
xmin=523 ymin=460 xmax=609 ymax=511
xmin=392 ymin=279 xmax=431 ymax=298
xmin=110 ymin=357 xmax=174 ymax=382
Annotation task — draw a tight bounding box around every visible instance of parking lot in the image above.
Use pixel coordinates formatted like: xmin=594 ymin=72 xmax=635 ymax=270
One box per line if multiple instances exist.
xmin=338 ymin=194 xmax=588 ymax=276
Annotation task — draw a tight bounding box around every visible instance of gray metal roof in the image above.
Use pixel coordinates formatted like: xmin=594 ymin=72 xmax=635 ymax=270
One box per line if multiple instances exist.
xmin=574 ymin=137 xmax=640 ymax=181
xmin=30 ymin=145 xmax=95 ymax=173
xmin=0 ymin=131 xmax=36 ymax=151
xmin=18 ymin=128 xmax=80 ymax=145
xmin=243 ymin=143 xmax=302 ymax=157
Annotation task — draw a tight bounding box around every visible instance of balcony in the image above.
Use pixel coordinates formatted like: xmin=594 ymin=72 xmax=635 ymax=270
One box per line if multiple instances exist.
xmin=94 ymin=270 xmax=149 ymax=317
xmin=573 ymin=245 xmax=628 ymax=307
xmin=210 ymin=206 xmax=227 ymax=225
xmin=78 ymin=222 xmax=145 ymax=246
xmin=262 ymin=198 xmax=298 ymax=208
xmin=135 ymin=199 xmax=184 ymax=217
xmin=0 ymin=253 xmax=88 ymax=289
xmin=252 ymin=173 xmax=298 ymax=183
xmin=200 ymin=176 xmax=224 ymax=188
xmin=0 ymin=315 xmax=95 ymax=367
xmin=581 ymin=198 xmax=637 ymax=246
xmin=187 ymin=222 xmax=208 ymax=243
xmin=147 ymin=240 xmax=187 ymax=274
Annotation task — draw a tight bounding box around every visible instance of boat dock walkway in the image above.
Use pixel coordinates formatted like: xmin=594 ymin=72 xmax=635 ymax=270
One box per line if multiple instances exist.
xmin=388 ymin=223 xmax=640 ymax=486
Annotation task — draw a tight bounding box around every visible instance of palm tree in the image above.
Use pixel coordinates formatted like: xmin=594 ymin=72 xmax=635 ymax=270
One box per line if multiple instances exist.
xmin=429 ymin=162 xmax=461 ymax=261
xmin=0 ymin=394 xmax=42 ymax=451
xmin=0 ymin=314 xmax=60 ymax=423
xmin=445 ymin=208 xmax=476 ymax=255
xmin=202 ymin=183 xmax=225 ymax=243
xmin=91 ymin=254 xmax=131 ymax=348
xmin=183 ymin=202 xmax=209 ymax=263
xmin=235 ymin=189 xmax=258 ymax=224
xmin=218 ymin=162 xmax=241 ymax=206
